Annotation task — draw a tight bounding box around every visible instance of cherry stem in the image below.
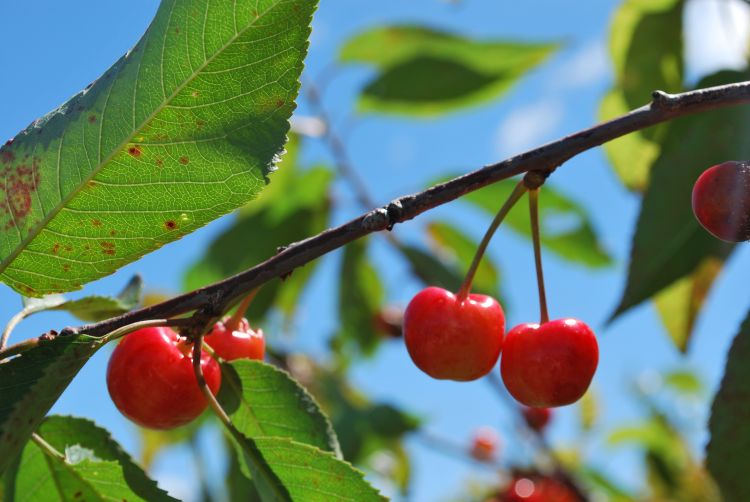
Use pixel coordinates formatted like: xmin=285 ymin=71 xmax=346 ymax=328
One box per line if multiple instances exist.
xmin=225 ymin=288 xmax=259 ymax=332
xmin=31 ymin=432 xmax=65 ymax=461
xmin=457 ymin=180 xmax=527 ymax=301
xmin=191 ymin=332 xmax=232 ymax=428
xmin=529 ymin=189 xmax=549 ymax=324
xmin=0 ymin=309 xmax=30 ymax=351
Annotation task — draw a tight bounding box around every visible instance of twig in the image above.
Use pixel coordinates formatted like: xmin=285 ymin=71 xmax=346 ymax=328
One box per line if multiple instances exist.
xmin=52 ymin=80 xmax=750 ymax=340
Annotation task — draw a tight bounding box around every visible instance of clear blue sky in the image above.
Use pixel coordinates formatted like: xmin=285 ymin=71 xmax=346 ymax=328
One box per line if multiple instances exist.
xmin=2 ymin=1 xmax=750 ymax=500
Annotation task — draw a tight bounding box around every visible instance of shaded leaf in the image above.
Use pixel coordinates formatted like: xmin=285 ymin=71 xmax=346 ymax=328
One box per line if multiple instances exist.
xmin=601 ymin=0 xmax=684 ymax=190
xmin=6 ymin=415 xmax=175 ymax=501
xmin=340 ymin=25 xmax=557 ymax=116
xmin=653 ymin=258 xmax=723 ymax=352
xmin=707 ymin=310 xmax=750 ymax=501
xmin=184 ymin=164 xmax=331 ymax=322
xmin=663 ymin=369 xmax=703 ymax=396
xmin=456 ymin=177 xmax=611 ymax=267
xmin=0 ymin=0 xmax=316 ymax=296
xmin=227 ymin=443 xmax=262 ymax=502
xmin=218 ymin=360 xmax=341 ymax=456
xmin=332 ymin=240 xmax=385 ymax=359
xmin=611 ymin=71 xmax=748 ymax=319
xmin=397 ymin=244 xmax=464 ymax=293
xmin=0 ymin=335 xmax=104 ymax=475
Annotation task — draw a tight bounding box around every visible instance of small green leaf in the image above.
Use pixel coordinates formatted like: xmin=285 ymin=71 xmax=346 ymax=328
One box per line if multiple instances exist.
xmin=653 ymin=258 xmax=722 ymax=352
xmin=600 ymin=0 xmax=683 ymax=190
xmin=397 ymin=244 xmax=464 ymax=293
xmin=0 ymin=0 xmax=317 ymax=296
xmin=184 ymin=165 xmax=332 ymax=322
xmin=663 ymin=369 xmax=703 ymax=396
xmin=707 ymin=310 xmax=750 ymax=501
xmin=0 ymin=335 xmax=104 ymax=476
xmin=611 ymin=71 xmax=748 ymax=319
xmin=332 ymin=240 xmax=385 ymax=359
xmin=340 ymin=25 xmax=557 ymax=116
xmin=426 ymin=222 xmax=500 ymax=297
xmin=456 ymin=178 xmax=611 ymax=267
xmin=218 ymin=360 xmax=341 ymax=455
xmin=6 ymin=415 xmax=175 ymax=501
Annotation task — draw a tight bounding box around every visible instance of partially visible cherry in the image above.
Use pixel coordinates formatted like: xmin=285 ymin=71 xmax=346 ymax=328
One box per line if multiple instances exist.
xmin=504 ymin=476 xmax=579 ymax=502
xmin=500 ymin=319 xmax=598 ymax=407
xmin=522 ymin=406 xmax=553 ymax=431
xmin=205 ymin=316 xmax=265 ymax=361
xmin=470 ymin=426 xmax=500 ymax=461
xmin=106 ymin=326 xmax=221 ymax=430
xmin=692 ymin=161 xmax=750 ymax=242
xmin=403 ymin=286 xmax=505 ymax=381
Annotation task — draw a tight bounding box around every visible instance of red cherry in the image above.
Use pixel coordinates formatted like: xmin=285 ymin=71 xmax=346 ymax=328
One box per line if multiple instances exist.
xmin=205 ymin=317 xmax=265 ymax=361
xmin=505 ymin=476 xmax=578 ymax=502
xmin=521 ymin=406 xmax=553 ymax=431
xmin=403 ymin=287 xmax=505 ymax=381
xmin=500 ymin=319 xmax=598 ymax=407
xmin=106 ymin=326 xmax=221 ymax=430
xmin=470 ymin=426 xmax=500 ymax=461
xmin=692 ymin=161 xmax=750 ymax=242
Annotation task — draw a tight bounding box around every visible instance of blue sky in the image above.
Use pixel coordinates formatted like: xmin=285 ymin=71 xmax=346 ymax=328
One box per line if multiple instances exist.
xmin=2 ymin=1 xmax=750 ymax=500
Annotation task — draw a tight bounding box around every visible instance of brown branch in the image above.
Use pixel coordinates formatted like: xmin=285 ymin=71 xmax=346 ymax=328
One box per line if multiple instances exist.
xmin=53 ymin=80 xmax=750 ymax=340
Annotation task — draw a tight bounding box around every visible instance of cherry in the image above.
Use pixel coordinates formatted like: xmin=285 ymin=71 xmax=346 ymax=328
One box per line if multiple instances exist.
xmin=403 ymin=286 xmax=505 ymax=381
xmin=106 ymin=326 xmax=221 ymax=430
xmin=500 ymin=319 xmax=597 ymax=407
xmin=205 ymin=316 xmax=265 ymax=361
xmin=521 ymin=406 xmax=552 ymax=431
xmin=692 ymin=161 xmax=750 ymax=242
xmin=470 ymin=426 xmax=500 ymax=461
xmin=504 ymin=476 xmax=578 ymax=502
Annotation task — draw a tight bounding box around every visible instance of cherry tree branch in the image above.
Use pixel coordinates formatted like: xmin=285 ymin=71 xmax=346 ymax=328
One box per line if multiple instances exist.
xmin=51 ymin=80 xmax=750 ymax=340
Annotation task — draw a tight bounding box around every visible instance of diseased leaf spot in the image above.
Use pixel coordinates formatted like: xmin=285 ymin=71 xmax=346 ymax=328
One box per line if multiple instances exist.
xmin=62 ymin=264 xmax=71 ymax=272
xmin=100 ymin=241 xmax=116 ymax=255
xmin=178 ymin=156 xmax=189 ymax=165
xmin=64 ymin=245 xmax=73 ymax=252
xmin=276 ymin=99 xmax=285 ymax=108
xmin=0 ymin=157 xmax=41 ymax=230
xmin=164 ymin=220 xmax=177 ymax=230
xmin=175 ymin=26 xmax=180 ymax=34
xmin=73 ymin=492 xmax=82 ymax=499
xmin=109 ymin=229 xmax=117 ymax=236
xmin=155 ymin=158 xmax=164 ymax=168
xmin=88 ymin=114 xmax=97 ymax=123
xmin=196 ymin=120 xmax=206 ymax=128
xmin=127 ymin=145 xmax=142 ymax=158
xmin=52 ymin=243 xmax=60 ymax=254
xmin=92 ymin=219 xmax=102 ymax=227
xmin=191 ymin=91 xmax=200 ymax=98
xmin=1 ymin=150 xmax=14 ymax=164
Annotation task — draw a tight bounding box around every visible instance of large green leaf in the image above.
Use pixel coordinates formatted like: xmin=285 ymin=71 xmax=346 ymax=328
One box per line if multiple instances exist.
xmin=184 ymin=164 xmax=331 ymax=322
xmin=218 ymin=360 xmax=341 ymax=455
xmin=0 ymin=0 xmax=316 ymax=296
xmin=456 ymin=177 xmax=611 ymax=267
xmin=331 ymin=240 xmax=385 ymax=360
xmin=5 ymin=415 xmax=175 ymax=501
xmin=707 ymin=310 xmax=750 ymax=501
xmin=611 ymin=71 xmax=748 ymax=319
xmin=0 ymin=335 xmax=104 ymax=475
xmin=600 ymin=0 xmax=684 ymax=191
xmin=340 ymin=25 xmax=557 ymax=116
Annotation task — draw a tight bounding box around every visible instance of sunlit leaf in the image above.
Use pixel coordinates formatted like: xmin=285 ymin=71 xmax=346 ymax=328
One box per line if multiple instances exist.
xmin=340 ymin=25 xmax=557 ymax=116
xmin=0 ymin=0 xmax=316 ymax=296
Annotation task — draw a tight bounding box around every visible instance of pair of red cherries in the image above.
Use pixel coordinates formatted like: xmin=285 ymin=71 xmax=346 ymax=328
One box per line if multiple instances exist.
xmin=106 ymin=317 xmax=264 ymax=429
xmin=403 ymin=286 xmax=598 ymax=407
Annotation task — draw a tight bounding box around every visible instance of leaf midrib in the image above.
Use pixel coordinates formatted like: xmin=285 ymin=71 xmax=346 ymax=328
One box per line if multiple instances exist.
xmin=0 ymin=0 xmax=285 ymax=277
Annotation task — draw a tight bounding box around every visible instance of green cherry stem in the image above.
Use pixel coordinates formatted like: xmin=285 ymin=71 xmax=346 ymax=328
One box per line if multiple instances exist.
xmin=457 ymin=180 xmax=527 ymax=301
xmin=31 ymin=432 xmax=65 ymax=461
xmin=191 ymin=331 xmax=232 ymax=428
xmin=225 ymin=288 xmax=259 ymax=332
xmin=529 ymin=188 xmax=549 ymax=324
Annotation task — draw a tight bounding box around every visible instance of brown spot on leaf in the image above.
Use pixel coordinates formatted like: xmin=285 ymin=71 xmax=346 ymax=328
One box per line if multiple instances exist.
xmin=73 ymin=492 xmax=82 ymax=499
xmin=196 ymin=119 xmax=205 ymax=127
xmin=164 ymin=220 xmax=177 ymax=230
xmin=127 ymin=145 xmax=142 ymax=158
xmin=101 ymin=241 xmax=116 ymax=255
xmin=88 ymin=114 xmax=97 ymax=123
xmin=1 ymin=150 xmax=14 ymax=164
xmin=191 ymin=91 xmax=200 ymax=98
xmin=110 ymin=229 xmax=117 ymax=236
xmin=276 ymin=99 xmax=285 ymax=108
xmin=92 ymin=219 xmax=102 ymax=227
xmin=175 ymin=27 xmax=180 ymax=34
xmin=178 ymin=156 xmax=189 ymax=165
xmin=0 ymin=157 xmax=41 ymax=230
xmin=52 ymin=243 xmax=60 ymax=254
xmin=64 ymin=245 xmax=73 ymax=252
xmin=62 ymin=264 xmax=71 ymax=272
xmin=156 ymin=158 xmax=164 ymax=168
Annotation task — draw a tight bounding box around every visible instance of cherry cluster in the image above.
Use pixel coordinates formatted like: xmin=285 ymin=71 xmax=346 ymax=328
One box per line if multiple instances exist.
xmin=106 ymin=313 xmax=264 ymax=429
xmin=403 ymin=183 xmax=599 ymax=409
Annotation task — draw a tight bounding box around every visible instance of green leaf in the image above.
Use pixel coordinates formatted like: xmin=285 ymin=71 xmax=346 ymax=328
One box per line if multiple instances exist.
xmin=456 ymin=177 xmax=611 ymax=267
xmin=340 ymin=25 xmax=557 ymax=116
xmin=184 ymin=165 xmax=332 ymax=322
xmin=707 ymin=310 xmax=750 ymax=501
xmin=611 ymin=71 xmax=748 ymax=319
xmin=653 ymin=258 xmax=722 ymax=352
xmin=426 ymin=222 xmax=500 ymax=297
xmin=663 ymin=369 xmax=703 ymax=396
xmin=22 ymin=275 xmax=143 ymax=323
xmin=0 ymin=0 xmax=317 ymax=296
xmin=0 ymin=335 xmax=104 ymax=475
xmin=397 ymin=244 xmax=465 ymax=293
xmin=600 ymin=0 xmax=684 ymax=191
xmin=6 ymin=415 xmax=176 ymax=501
xmin=218 ymin=360 xmax=341 ymax=456
xmin=332 ymin=240 xmax=385 ymax=359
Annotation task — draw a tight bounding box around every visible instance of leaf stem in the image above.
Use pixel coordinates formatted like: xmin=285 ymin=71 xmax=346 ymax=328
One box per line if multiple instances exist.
xmin=457 ymin=180 xmax=527 ymax=300
xmin=1 ymin=308 xmax=31 ymax=351
xmin=101 ymin=318 xmax=191 ymax=344
xmin=31 ymin=432 xmax=65 ymax=461
xmin=529 ymin=189 xmax=549 ymax=324
xmin=225 ymin=288 xmax=259 ymax=332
